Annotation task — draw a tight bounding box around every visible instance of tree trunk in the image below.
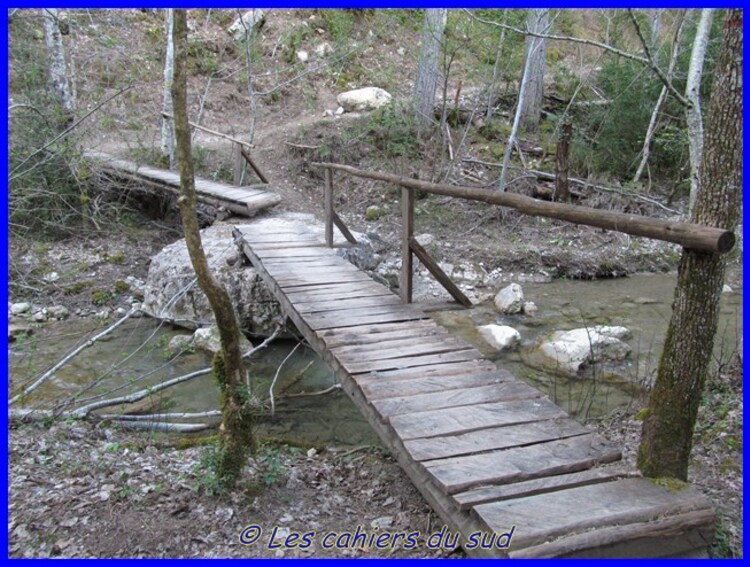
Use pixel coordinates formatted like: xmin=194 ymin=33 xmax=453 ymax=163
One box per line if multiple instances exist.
xmin=519 ymin=9 xmax=549 ymax=133
xmin=161 ymin=8 xmax=176 ymax=169
xmin=686 ymin=8 xmax=715 ymax=216
xmin=633 ymin=11 xmax=686 ymax=184
xmin=414 ymin=9 xmax=448 ymax=130
xmin=637 ymin=9 xmax=742 ymax=481
xmin=172 ymin=9 xmax=254 ymax=489
xmin=43 ymin=8 xmax=74 ymax=125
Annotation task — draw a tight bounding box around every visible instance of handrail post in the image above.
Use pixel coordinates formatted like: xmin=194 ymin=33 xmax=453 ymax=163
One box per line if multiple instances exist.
xmin=401 ymin=186 xmax=414 ymax=303
xmin=324 ymin=167 xmax=334 ymax=247
xmin=233 ymin=141 xmax=244 ymax=186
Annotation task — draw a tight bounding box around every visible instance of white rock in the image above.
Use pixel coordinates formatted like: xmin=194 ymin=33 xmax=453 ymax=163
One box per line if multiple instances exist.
xmin=47 ymin=305 xmax=69 ymax=320
xmin=11 ymin=302 xmax=31 ymax=315
xmin=33 ymin=310 xmax=47 ymax=323
xmin=335 ymin=106 xmax=345 ymax=116
xmin=315 ymin=42 xmax=332 ymax=57
xmin=296 ymin=50 xmax=309 ymax=63
xmin=722 ymin=284 xmax=733 ymax=294
xmin=397 ymin=47 xmax=406 ymax=56
xmin=115 ymin=307 xmax=127 ymax=316
xmin=323 ymin=109 xmax=334 ymax=117
xmin=95 ymin=309 xmax=111 ymax=319
xmin=42 ymin=271 xmax=60 ymax=283
xmin=306 ymin=447 xmax=317 ymax=458
xmin=166 ymin=334 xmax=194 ymax=357
xmin=192 ymin=324 xmax=253 ymax=356
xmin=523 ymin=301 xmax=538 ymax=315
xmin=478 ymin=325 xmax=521 ymax=351
xmin=415 ymin=233 xmax=435 ymax=247
xmin=534 ymin=326 xmax=631 ymax=377
xmin=494 ymin=283 xmax=524 ymax=314
xmin=337 ymin=87 xmax=392 ymax=112
xmin=227 ymin=9 xmax=265 ymax=42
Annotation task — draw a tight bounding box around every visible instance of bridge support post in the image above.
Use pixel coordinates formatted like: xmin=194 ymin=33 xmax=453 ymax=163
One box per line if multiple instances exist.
xmin=400 ymin=187 xmax=414 ymax=303
xmin=233 ymin=142 xmax=245 ymax=186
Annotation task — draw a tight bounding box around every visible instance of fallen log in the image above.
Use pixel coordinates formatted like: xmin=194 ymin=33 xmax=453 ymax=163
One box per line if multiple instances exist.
xmin=312 ymin=162 xmax=735 ymax=254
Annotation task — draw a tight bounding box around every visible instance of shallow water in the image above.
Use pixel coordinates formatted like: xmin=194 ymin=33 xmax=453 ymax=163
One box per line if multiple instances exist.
xmin=9 ymin=272 xmax=742 ymax=444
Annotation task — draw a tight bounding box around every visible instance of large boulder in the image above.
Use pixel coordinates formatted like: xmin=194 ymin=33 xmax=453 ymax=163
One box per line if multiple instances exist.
xmin=337 ymin=87 xmax=392 ymax=112
xmin=141 ymin=223 xmax=283 ymax=336
xmin=227 ymin=9 xmax=265 ymax=41
xmin=528 ymin=326 xmax=631 ymax=377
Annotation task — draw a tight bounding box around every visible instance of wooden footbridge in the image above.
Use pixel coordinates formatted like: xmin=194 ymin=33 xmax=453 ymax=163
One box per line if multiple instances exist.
xmin=233 ymin=220 xmax=716 ymax=557
xmin=85 ymin=150 xmax=281 ymax=217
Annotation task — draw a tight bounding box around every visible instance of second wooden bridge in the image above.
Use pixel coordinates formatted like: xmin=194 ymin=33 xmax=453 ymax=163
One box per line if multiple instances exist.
xmin=233 ymin=221 xmax=715 ymax=558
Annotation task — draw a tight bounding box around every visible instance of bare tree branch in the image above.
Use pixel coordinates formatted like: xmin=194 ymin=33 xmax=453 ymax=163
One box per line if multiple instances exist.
xmin=627 ymin=9 xmax=692 ymax=107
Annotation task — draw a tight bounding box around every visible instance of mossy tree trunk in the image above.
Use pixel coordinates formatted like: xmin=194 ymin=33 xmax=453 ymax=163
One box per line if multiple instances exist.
xmin=172 ymin=9 xmax=255 ymax=489
xmin=637 ymin=9 xmax=742 ymax=481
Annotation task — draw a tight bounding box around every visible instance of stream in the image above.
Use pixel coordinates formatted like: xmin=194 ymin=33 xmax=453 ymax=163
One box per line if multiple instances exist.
xmin=9 ymin=272 xmax=742 ymax=447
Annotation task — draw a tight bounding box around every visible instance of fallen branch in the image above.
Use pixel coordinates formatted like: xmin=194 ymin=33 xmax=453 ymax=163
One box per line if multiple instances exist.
xmin=461 ymin=158 xmax=680 ymax=214
xmin=269 ymin=341 xmax=303 ymax=416
xmin=98 ymin=410 xmax=222 ymax=421
xmin=112 ymin=421 xmax=211 ymax=433
xmin=279 ymin=384 xmax=341 ymax=399
xmin=9 ymin=307 xmax=140 ymax=406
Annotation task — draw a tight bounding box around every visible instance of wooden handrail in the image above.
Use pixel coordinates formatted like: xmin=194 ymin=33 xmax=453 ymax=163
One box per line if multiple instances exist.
xmin=312 ymin=162 xmax=735 ymax=255
xmin=161 ymin=112 xmax=253 ymax=149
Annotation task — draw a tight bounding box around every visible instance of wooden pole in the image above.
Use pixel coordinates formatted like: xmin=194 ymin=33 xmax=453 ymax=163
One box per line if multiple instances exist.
xmin=233 ymin=142 xmax=244 ymax=186
xmin=240 ymin=147 xmax=270 ymax=184
xmin=324 ymin=167 xmax=334 ymax=248
xmin=409 ymin=237 xmax=472 ymax=307
xmin=401 ymin=186 xmax=414 ymax=303
xmin=311 ymin=162 xmax=735 ymax=254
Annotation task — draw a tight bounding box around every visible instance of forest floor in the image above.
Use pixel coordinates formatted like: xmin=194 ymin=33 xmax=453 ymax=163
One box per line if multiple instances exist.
xmin=8 ymin=8 xmax=742 ymax=559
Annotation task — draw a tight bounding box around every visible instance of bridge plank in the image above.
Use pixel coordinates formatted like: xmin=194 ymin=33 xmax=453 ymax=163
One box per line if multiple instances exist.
xmin=372 ymin=381 xmax=542 ymax=421
xmin=295 ymin=295 xmax=404 ymax=314
xmin=339 ymin=348 xmax=482 ymax=374
xmin=474 ymin=478 xmax=713 ymax=555
xmin=453 ymin=462 xmax=637 ymax=511
xmin=389 ymin=398 xmax=568 ymax=440
xmin=332 ymin=336 xmax=469 ymax=361
xmin=423 ymin=433 xmax=621 ymax=495
xmin=404 ymin=417 xmax=588 ymax=462
xmin=305 ymin=309 xmax=430 ymax=331
xmin=355 ymin=370 xmax=505 ymax=400
xmin=352 ymin=359 xmax=499 ymax=381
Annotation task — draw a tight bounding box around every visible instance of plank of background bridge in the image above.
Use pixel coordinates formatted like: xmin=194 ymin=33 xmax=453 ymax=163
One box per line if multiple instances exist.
xmin=332 ymin=336 xmax=469 ymax=362
xmin=453 ymin=462 xmax=637 ymax=511
xmin=304 ymin=308 xmax=430 ymax=331
xmin=356 ymin=370 xmax=505 ymax=400
xmin=423 ymin=433 xmax=621 ymax=495
xmin=239 ymin=191 xmax=281 ymax=202
xmin=474 ymin=477 xmax=713 ymax=554
xmin=337 ymin=347 xmax=481 ymax=373
xmin=205 ymin=187 xmax=255 ymax=199
xmin=295 ymin=295 xmax=404 ymax=314
xmin=389 ymin=398 xmax=569 ymax=441
xmin=405 ymin=418 xmax=588 ymax=464
xmin=372 ymin=380 xmax=542 ymax=421
xmin=241 ymin=194 xmax=282 ymax=210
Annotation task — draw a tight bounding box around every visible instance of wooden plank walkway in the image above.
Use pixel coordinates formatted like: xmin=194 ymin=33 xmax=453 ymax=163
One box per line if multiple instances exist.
xmin=233 ymin=223 xmax=715 ymax=558
xmin=85 ymin=151 xmax=281 ymax=217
